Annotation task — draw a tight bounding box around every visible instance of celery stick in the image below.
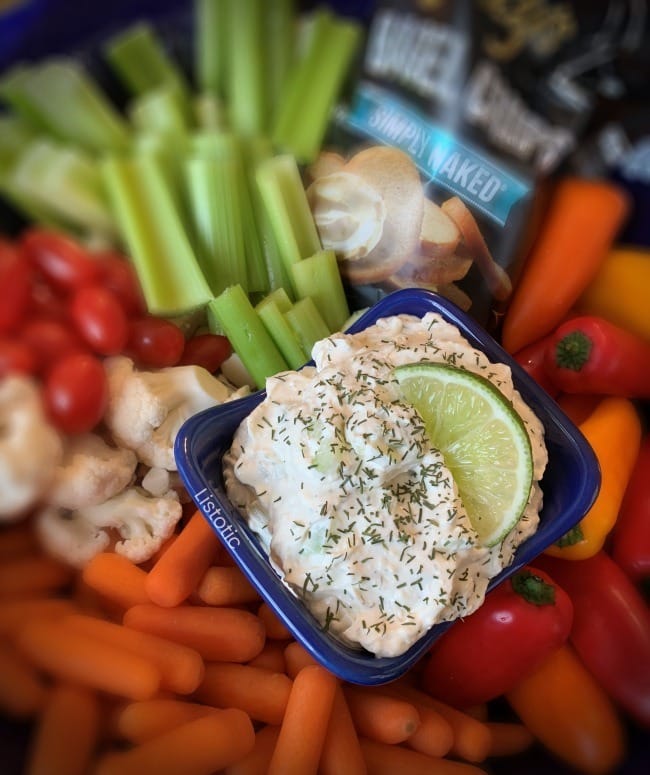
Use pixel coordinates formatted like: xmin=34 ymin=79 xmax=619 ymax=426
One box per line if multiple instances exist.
xmin=0 ymin=116 xmax=38 ymax=171
xmin=257 ymin=287 xmax=293 ymax=314
xmin=225 ymin=0 xmax=266 ymax=136
xmin=235 ymin=137 xmax=269 ymax=294
xmin=104 ymin=22 xmax=190 ymax=99
xmin=0 ymin=122 xmax=56 ymax=226
xmin=194 ymin=93 xmax=227 ymax=130
xmin=285 ymin=296 xmax=330 ymax=357
xmin=6 ymin=140 xmax=117 ymax=238
xmin=102 ymin=155 xmax=213 ymax=315
xmin=133 ymin=131 xmax=187 ymax=197
xmin=185 ymin=154 xmax=247 ymax=295
xmin=186 ymin=133 xmax=247 ymax=291
xmin=133 ymin=130 xmax=192 ymax=229
xmin=0 ymin=66 xmax=56 ymax=132
xmin=272 ymin=10 xmax=362 ymax=163
xmin=129 ymin=83 xmax=190 ymax=134
xmin=246 ymin=137 xmax=293 ymax=295
xmin=189 ymin=132 xmax=268 ymax=294
xmin=256 ymin=297 xmax=306 ymax=370
xmin=266 ymin=0 xmax=296 ymax=121
xmin=208 ymin=284 xmax=288 ymax=388
xmin=2 ymin=60 xmax=130 ymax=152
xmin=290 ymin=249 xmax=349 ymax=332
xmin=255 ymin=154 xmax=321 ymax=288
xmin=195 ymin=0 xmax=227 ymax=96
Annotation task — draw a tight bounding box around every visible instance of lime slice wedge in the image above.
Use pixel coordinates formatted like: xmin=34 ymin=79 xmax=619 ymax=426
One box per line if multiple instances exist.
xmin=394 ymin=362 xmax=534 ymax=547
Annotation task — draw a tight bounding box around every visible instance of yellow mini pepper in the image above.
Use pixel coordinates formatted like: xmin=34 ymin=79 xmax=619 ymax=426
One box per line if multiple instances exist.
xmin=577 ymin=247 xmax=650 ymax=341
xmin=545 ymin=396 xmax=642 ymax=560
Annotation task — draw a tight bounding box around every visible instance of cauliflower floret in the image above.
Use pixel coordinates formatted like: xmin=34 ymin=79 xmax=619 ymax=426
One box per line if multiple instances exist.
xmin=50 ymin=433 xmax=138 ymax=510
xmin=0 ymin=376 xmax=63 ymax=523
xmin=141 ymin=466 xmax=172 ymax=497
xmin=36 ymin=487 xmax=182 ymax=568
xmin=104 ymin=356 xmax=248 ymax=470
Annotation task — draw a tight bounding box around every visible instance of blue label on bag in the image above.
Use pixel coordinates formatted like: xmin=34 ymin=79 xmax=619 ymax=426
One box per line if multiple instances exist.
xmin=338 ymin=82 xmax=531 ymax=226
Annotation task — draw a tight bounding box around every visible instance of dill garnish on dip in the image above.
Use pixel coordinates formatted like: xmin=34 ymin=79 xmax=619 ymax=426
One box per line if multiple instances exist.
xmin=223 ymin=313 xmax=547 ymax=658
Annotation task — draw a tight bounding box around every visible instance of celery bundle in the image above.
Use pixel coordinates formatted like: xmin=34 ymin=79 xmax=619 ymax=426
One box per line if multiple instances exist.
xmin=0 ymin=0 xmax=361 ymax=331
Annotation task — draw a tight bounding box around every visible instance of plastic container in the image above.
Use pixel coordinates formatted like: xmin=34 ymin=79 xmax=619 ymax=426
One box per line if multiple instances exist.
xmin=175 ymin=287 xmax=601 ymax=685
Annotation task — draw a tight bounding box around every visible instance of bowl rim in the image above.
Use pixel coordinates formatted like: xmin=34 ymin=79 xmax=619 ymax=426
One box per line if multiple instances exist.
xmin=174 ymin=288 xmax=601 ymax=684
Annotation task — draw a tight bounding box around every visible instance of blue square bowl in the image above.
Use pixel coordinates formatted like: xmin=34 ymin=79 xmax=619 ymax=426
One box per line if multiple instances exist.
xmin=174 ymin=288 xmax=600 ymax=685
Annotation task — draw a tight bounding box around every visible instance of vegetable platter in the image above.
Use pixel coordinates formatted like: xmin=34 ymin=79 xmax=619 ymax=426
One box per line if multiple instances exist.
xmin=1 ymin=2 xmax=650 ymax=775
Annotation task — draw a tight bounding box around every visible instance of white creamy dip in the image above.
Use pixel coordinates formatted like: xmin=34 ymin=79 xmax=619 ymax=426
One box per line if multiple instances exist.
xmin=224 ymin=313 xmax=547 ymax=658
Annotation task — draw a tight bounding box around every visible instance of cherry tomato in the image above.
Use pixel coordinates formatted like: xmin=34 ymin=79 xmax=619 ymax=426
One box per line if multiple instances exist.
xmin=126 ymin=316 xmax=185 ymax=368
xmin=179 ymin=333 xmax=232 ymax=372
xmin=69 ymin=285 xmax=129 ymax=356
xmin=0 ymin=339 xmax=37 ymax=378
xmin=21 ymin=228 xmax=100 ymax=293
xmin=20 ymin=318 xmax=88 ymax=375
xmin=96 ymin=252 xmax=147 ymax=317
xmin=29 ymin=279 xmax=70 ymax=322
xmin=0 ymin=239 xmax=33 ymax=333
xmin=43 ymin=353 xmax=108 ymax=434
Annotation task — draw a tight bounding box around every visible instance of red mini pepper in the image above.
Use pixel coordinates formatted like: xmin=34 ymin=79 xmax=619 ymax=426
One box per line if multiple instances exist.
xmin=543 ymin=315 xmax=650 ymax=398
xmin=538 ymin=552 xmax=650 ymax=728
xmin=512 ymin=335 xmax=560 ymax=397
xmin=421 ymin=567 xmax=573 ymax=709
xmin=612 ymin=434 xmax=650 ymax=585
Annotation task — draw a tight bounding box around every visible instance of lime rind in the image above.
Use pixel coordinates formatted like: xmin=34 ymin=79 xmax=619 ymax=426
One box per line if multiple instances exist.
xmin=394 ymin=362 xmax=534 ymax=547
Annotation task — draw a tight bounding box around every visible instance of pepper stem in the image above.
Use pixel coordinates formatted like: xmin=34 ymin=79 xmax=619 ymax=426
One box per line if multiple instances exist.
xmin=511 ymin=570 xmax=556 ymax=606
xmin=554 ymin=330 xmax=593 ymax=371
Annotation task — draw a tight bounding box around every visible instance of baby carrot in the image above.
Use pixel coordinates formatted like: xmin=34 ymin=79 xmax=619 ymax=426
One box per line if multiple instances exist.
xmin=116 ymin=699 xmax=217 ymax=743
xmin=123 ymin=603 xmax=265 ymax=662
xmin=344 ymin=685 xmax=420 ymax=745
xmin=0 ymin=598 xmax=78 ymax=639
xmin=359 ymin=739 xmax=488 ymax=775
xmin=320 ymin=684 xmax=367 ymax=775
xmin=0 ymin=555 xmax=73 ymax=599
xmin=379 ymin=682 xmax=454 ymax=758
xmin=196 ymin=565 xmax=260 ymax=606
xmin=268 ymin=664 xmax=338 ymax=775
xmin=390 ymin=679 xmax=492 ymax=762
xmin=0 ymin=523 xmax=39 ymax=560
xmin=257 ymin=602 xmax=292 ymax=640
xmin=405 ymin=703 xmax=455 ymax=759
xmin=16 ymin=618 xmax=161 ymax=700
xmin=0 ymin=641 xmax=49 ymax=719
xmin=145 ymin=510 xmax=221 ymax=607
xmin=195 ymin=662 xmax=292 ymax=725
xmin=95 ymin=709 xmax=255 ymax=775
xmin=501 ymin=177 xmax=629 ymax=354
xmin=464 ymin=705 xmax=489 ymax=722
xmin=224 ymin=724 xmax=281 ymax=775
xmin=283 ymin=640 xmax=318 ymax=678
xmin=26 ymin=684 xmax=101 ymax=775
xmin=82 ymin=552 xmax=151 ymax=610
xmin=248 ymin=640 xmax=287 ymax=673
xmin=485 ymin=721 xmax=535 ymax=757
xmin=63 ymin=613 xmax=205 ymax=695
xmin=424 ymin=696 xmax=493 ymax=763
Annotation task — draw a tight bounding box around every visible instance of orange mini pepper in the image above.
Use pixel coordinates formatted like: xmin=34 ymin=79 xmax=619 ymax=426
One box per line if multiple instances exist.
xmin=506 ymin=644 xmax=626 ymax=775
xmin=545 ymin=396 xmax=642 ymax=560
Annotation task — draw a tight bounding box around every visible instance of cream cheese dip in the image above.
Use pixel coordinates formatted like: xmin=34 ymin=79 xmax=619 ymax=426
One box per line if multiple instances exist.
xmin=224 ymin=313 xmax=547 ymax=658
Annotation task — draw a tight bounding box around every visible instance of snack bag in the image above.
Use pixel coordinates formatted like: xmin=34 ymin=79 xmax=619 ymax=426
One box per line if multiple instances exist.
xmin=310 ymin=0 xmax=638 ymax=330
